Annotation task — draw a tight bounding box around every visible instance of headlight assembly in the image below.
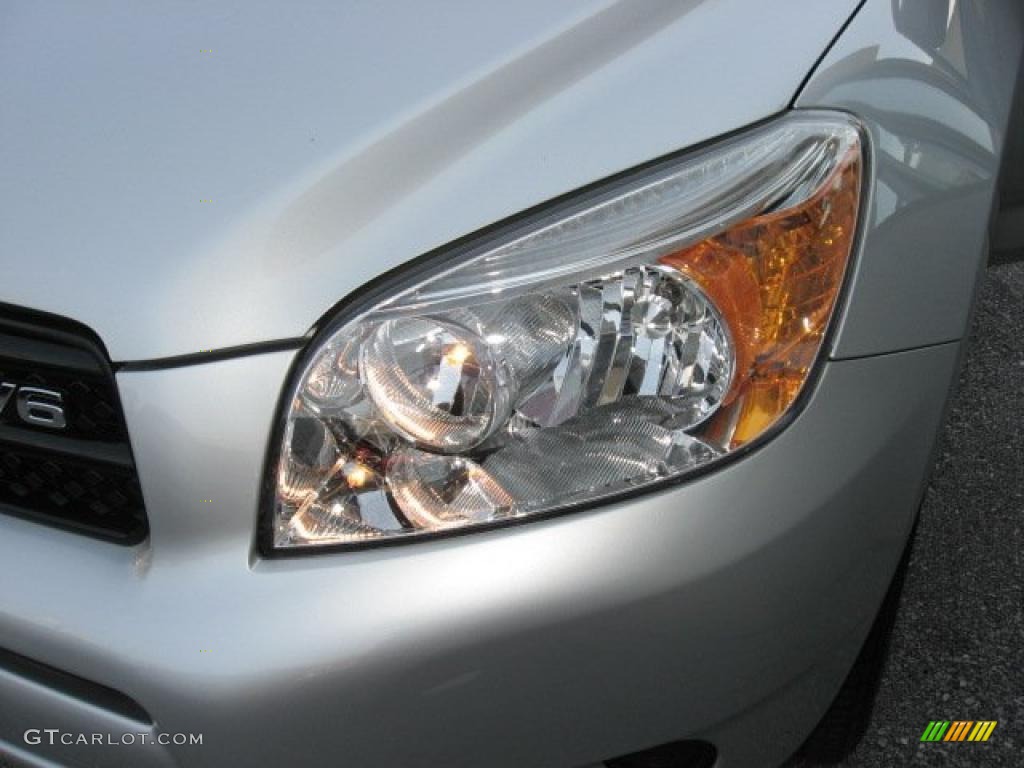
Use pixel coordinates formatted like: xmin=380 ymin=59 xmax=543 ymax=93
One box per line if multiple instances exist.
xmin=264 ymin=111 xmax=864 ymax=551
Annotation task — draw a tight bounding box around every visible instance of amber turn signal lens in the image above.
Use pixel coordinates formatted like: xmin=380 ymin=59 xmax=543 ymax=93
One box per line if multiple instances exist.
xmin=270 ymin=112 xmax=864 ymax=550
xmin=662 ymin=145 xmax=861 ymax=448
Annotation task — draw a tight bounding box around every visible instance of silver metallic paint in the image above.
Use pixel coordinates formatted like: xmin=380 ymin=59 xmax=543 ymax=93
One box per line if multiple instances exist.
xmin=0 ymin=343 xmax=959 ymax=767
xmin=0 ymin=0 xmax=858 ymax=361
xmin=1 ymin=0 xmax=1022 ymax=766
xmin=799 ymin=0 xmax=1024 ymax=358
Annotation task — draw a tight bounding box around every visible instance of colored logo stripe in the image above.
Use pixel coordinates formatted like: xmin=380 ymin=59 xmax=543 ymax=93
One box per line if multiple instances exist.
xmin=945 ymin=721 xmax=973 ymax=741
xmin=968 ymin=721 xmax=998 ymax=741
xmin=921 ymin=720 xmax=997 ymax=742
xmin=921 ymin=721 xmax=950 ymax=741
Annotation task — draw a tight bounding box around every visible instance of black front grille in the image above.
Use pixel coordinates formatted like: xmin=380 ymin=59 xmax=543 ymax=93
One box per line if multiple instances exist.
xmin=0 ymin=304 xmax=147 ymax=543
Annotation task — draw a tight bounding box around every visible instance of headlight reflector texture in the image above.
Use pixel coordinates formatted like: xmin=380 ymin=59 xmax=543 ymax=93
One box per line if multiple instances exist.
xmin=269 ymin=112 xmax=862 ymax=550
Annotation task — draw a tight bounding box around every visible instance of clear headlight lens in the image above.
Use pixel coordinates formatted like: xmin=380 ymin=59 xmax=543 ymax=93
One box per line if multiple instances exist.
xmin=266 ymin=112 xmax=863 ymax=550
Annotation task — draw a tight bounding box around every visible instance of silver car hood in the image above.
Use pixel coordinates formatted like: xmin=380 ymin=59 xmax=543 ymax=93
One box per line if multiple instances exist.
xmin=0 ymin=0 xmax=858 ymax=361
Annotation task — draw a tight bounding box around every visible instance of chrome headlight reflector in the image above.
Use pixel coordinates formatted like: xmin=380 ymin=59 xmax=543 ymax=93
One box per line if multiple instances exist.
xmin=267 ymin=112 xmax=863 ymax=551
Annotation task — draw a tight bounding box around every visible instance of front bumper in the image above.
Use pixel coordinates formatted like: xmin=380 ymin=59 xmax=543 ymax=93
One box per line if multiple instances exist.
xmin=0 ymin=341 xmax=959 ymax=768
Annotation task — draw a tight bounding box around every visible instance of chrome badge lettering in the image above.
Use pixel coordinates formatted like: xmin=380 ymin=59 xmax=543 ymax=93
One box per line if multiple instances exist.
xmin=0 ymin=382 xmax=66 ymax=430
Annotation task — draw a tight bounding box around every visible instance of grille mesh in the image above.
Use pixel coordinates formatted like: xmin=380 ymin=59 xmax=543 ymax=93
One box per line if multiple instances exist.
xmin=0 ymin=443 xmax=146 ymax=540
xmin=0 ymin=306 xmax=147 ymax=543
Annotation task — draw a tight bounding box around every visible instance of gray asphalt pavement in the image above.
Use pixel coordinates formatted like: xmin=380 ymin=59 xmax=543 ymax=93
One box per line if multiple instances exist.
xmin=795 ymin=259 xmax=1024 ymax=767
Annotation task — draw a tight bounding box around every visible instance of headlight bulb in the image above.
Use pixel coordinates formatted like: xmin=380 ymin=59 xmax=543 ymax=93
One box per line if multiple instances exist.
xmin=265 ymin=111 xmax=864 ymax=551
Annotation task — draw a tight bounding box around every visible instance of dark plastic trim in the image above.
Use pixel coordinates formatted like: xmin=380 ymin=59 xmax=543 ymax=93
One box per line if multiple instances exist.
xmin=117 ymin=338 xmax=307 ymax=372
xmin=0 ymin=303 xmax=149 ymax=545
xmin=0 ymin=303 xmax=111 ymax=373
xmin=0 ymin=645 xmax=152 ymax=724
